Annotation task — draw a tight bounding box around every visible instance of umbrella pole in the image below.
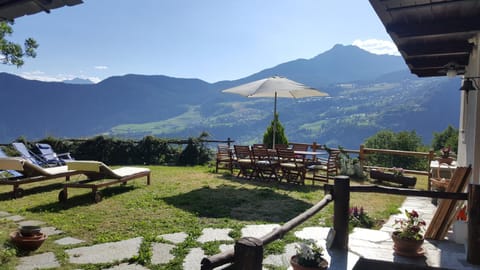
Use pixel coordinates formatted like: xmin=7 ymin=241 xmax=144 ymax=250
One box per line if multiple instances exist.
xmin=273 ymin=91 xmax=277 ymax=149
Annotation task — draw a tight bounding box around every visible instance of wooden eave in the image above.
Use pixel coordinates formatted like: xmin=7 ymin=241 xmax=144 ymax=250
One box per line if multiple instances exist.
xmin=0 ymin=0 xmax=82 ymax=21
xmin=369 ymin=0 xmax=480 ymax=77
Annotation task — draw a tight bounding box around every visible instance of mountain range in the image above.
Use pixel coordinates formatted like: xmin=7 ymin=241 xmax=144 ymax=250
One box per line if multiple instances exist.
xmin=0 ymin=44 xmax=460 ymax=148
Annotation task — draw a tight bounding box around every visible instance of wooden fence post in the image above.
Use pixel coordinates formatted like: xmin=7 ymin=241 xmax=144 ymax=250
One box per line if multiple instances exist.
xmin=359 ymin=144 xmax=365 ymax=168
xmin=331 ymin=175 xmax=350 ymax=250
xmin=234 ymin=237 xmax=263 ymax=270
xmin=467 ymin=184 xmax=480 ymax=264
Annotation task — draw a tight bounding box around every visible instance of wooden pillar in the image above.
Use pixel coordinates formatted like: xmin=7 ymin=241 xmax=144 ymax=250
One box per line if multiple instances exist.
xmin=234 ymin=237 xmax=263 ymax=270
xmin=227 ymin=137 xmax=232 ymax=148
xmin=359 ymin=144 xmax=365 ymax=169
xmin=331 ymin=175 xmax=350 ymax=250
xmin=467 ymin=184 xmax=480 ymax=264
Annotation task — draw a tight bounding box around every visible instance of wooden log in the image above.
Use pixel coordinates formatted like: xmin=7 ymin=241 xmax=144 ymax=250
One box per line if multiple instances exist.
xmin=261 ymin=194 xmax=333 ymax=245
xmin=369 ymin=170 xmax=417 ymax=187
xmin=234 ymin=237 xmax=263 ymax=270
xmin=467 ymin=184 xmax=480 ymax=265
xmin=201 ymin=250 xmax=234 ymax=270
xmin=331 ymin=175 xmax=350 ymax=250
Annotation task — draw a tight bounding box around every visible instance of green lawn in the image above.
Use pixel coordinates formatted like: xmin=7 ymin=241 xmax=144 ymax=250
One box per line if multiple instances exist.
xmin=0 ymin=166 xmax=410 ymax=269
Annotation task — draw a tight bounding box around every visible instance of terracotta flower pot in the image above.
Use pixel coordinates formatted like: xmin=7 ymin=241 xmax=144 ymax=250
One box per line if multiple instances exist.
xmin=391 ymin=231 xmax=424 ymax=257
xmin=10 ymin=231 xmax=47 ymax=251
xmin=290 ymin=255 xmax=328 ymax=270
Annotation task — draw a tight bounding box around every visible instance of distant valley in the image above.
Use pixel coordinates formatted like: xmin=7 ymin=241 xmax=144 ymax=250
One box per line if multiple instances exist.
xmin=0 ymin=45 xmax=460 ymax=148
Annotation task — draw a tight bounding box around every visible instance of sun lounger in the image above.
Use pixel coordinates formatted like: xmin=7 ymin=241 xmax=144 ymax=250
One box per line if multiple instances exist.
xmin=0 ymin=147 xmax=23 ymax=179
xmin=12 ymin=142 xmax=50 ymax=167
xmin=35 ymin=143 xmax=74 ymax=165
xmin=0 ymin=157 xmax=84 ymax=198
xmin=60 ymin=161 xmax=151 ymax=203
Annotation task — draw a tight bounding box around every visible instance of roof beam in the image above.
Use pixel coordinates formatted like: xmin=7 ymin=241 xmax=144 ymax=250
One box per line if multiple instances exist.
xmin=384 ymin=0 xmax=470 ymax=12
xmin=387 ymin=17 xmax=480 ymax=39
xmin=406 ymin=56 xmax=469 ymax=69
xmin=399 ymin=41 xmax=473 ymax=57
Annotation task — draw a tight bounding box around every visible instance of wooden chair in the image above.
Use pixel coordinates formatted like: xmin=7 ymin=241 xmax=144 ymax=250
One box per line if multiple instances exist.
xmin=274 ymin=144 xmax=288 ymax=151
xmin=430 ymin=160 xmax=456 ymax=191
xmin=233 ymin=145 xmax=254 ymax=179
xmin=252 ymin=143 xmax=266 ymax=149
xmin=277 ymin=148 xmax=306 ymax=184
xmin=252 ymin=147 xmax=279 ymax=181
xmin=307 ymin=150 xmax=340 ymax=184
xmin=215 ymin=144 xmax=233 ymax=174
xmin=290 ymin=143 xmax=309 ymax=151
xmin=430 ymin=163 xmax=457 ymax=191
xmin=290 ymin=142 xmax=310 ymax=160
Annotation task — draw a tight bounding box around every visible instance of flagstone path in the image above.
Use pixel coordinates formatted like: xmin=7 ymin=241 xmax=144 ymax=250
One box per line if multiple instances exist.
xmin=2 ymin=197 xmax=479 ymax=270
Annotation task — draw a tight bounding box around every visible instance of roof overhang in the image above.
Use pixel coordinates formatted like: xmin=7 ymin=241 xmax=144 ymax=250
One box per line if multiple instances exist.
xmin=369 ymin=0 xmax=480 ymax=77
xmin=0 ymin=0 xmax=82 ymax=21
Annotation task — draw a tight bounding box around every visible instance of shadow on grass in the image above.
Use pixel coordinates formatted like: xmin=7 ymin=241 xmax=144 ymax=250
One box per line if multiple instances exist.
xmin=163 ymin=184 xmax=315 ymax=223
xmin=216 ymin=174 xmax=326 ymax=193
xmin=26 ymin=185 xmax=138 ymax=213
xmin=0 ymin=182 xmax=65 ymax=201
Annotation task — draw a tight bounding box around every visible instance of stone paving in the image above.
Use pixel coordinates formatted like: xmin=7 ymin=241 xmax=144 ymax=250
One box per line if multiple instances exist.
xmin=2 ymin=196 xmax=480 ymax=269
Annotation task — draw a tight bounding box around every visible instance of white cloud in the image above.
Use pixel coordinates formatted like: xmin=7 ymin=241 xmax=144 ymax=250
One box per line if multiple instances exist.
xmin=352 ymin=39 xmax=400 ymax=56
xmin=94 ymin=65 xmax=108 ymax=70
xmin=18 ymin=71 xmax=100 ymax=83
xmin=19 ymin=71 xmax=67 ymax=82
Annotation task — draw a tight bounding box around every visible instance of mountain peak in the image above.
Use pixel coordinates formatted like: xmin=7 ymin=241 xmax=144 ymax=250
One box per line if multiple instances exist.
xmin=318 ymin=44 xmax=373 ymax=58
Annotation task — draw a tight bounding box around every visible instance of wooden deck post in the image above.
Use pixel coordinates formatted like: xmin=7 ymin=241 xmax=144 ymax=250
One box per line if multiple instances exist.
xmin=234 ymin=237 xmax=263 ymax=270
xmin=359 ymin=144 xmax=365 ymax=169
xmin=331 ymin=175 xmax=350 ymax=250
xmin=467 ymin=184 xmax=480 ymax=264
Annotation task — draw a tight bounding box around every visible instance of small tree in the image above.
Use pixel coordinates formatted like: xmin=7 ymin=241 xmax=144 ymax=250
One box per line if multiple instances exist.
xmin=364 ymin=130 xmax=425 ymax=170
xmin=1 ymin=21 xmax=38 ymax=67
xmin=431 ymin=125 xmax=458 ymax=154
xmin=263 ymin=113 xmax=288 ymax=149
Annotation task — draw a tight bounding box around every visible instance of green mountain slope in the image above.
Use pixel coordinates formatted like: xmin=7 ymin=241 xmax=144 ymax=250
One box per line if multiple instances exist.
xmin=0 ymin=45 xmax=460 ymax=148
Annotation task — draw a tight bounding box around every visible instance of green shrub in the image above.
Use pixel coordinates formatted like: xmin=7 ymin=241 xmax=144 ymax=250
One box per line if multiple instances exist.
xmin=364 ymin=130 xmax=426 ymax=171
xmin=20 ymin=134 xmax=212 ymax=166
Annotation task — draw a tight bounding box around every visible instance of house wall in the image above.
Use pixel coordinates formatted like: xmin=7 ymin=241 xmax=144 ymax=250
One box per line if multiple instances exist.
xmin=459 ymin=33 xmax=480 ymax=184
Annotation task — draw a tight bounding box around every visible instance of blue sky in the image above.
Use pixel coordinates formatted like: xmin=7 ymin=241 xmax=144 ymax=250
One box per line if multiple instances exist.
xmin=1 ymin=1 xmax=398 ymax=83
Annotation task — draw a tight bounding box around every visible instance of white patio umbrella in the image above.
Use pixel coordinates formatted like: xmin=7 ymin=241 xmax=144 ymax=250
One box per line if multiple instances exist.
xmin=222 ymin=76 xmax=328 ymax=148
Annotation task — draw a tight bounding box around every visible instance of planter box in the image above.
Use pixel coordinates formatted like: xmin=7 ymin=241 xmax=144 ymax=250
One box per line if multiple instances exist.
xmin=370 ymin=170 xmax=417 ymax=188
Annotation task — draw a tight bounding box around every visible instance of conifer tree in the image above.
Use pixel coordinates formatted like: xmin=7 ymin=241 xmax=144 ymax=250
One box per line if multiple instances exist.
xmin=263 ymin=113 xmax=288 ymax=149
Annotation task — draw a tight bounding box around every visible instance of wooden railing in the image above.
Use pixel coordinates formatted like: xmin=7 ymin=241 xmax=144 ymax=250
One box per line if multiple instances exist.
xmin=200 ymin=193 xmax=333 ymax=269
xmin=201 ymin=175 xmax=480 ymax=268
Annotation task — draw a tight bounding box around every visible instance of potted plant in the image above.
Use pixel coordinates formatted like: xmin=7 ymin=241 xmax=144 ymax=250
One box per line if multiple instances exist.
xmin=392 ymin=209 xmax=427 ymax=256
xmin=9 ymin=225 xmax=47 ymax=251
xmin=290 ymin=239 xmax=328 ymax=270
